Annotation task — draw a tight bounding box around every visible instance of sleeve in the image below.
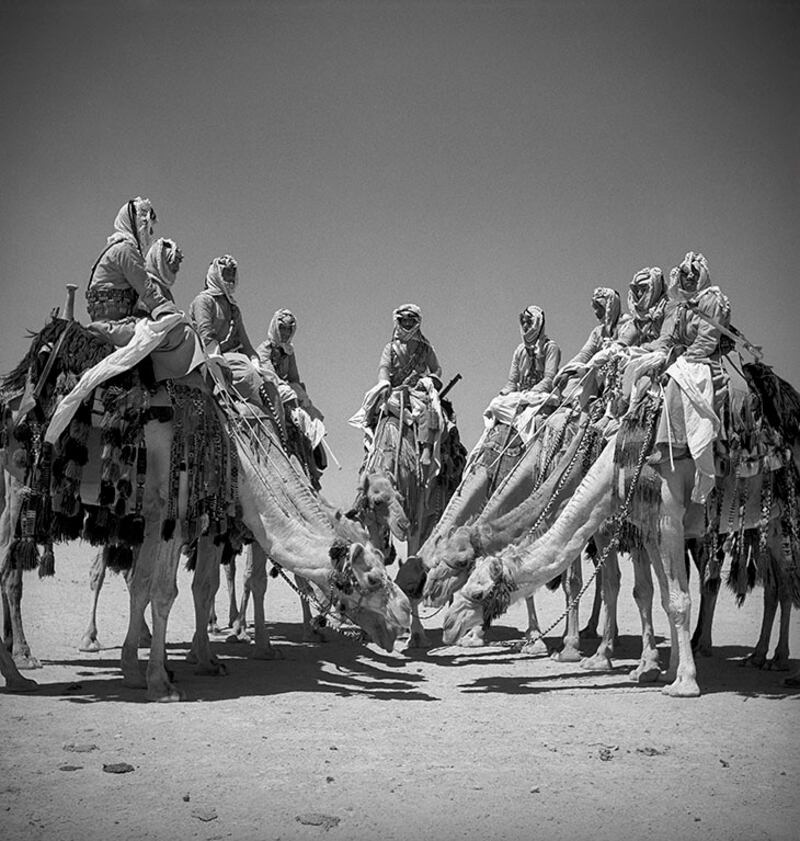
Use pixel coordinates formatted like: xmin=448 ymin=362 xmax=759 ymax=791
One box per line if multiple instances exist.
xmin=378 ymin=342 xmax=393 ymax=383
xmin=255 ymin=340 xmax=272 ymax=368
xmin=286 ymin=352 xmax=301 ymax=384
xmin=563 ymin=326 xmax=602 ymax=369
xmin=189 ymin=294 xmax=219 ymax=351
xmin=531 ymin=340 xmax=561 ymax=392
xmin=616 ymin=315 xmax=638 ymax=347
xmin=645 ymin=302 xmax=680 ymax=355
xmin=683 ymin=294 xmax=725 ymax=361
xmin=230 ymin=307 xmax=258 ymax=358
xmin=426 ymin=345 xmax=442 ymax=381
xmin=117 ymin=246 xmax=173 ymax=314
xmin=500 ymin=346 xmax=522 ymax=394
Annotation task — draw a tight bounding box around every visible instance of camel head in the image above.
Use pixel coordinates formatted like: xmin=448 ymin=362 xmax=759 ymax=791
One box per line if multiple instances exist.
xmin=441 ymin=554 xmax=517 ymax=645
xmin=422 ymin=523 xmax=487 ymax=607
xmin=328 ymin=539 xmax=411 ymax=652
xmin=357 ymin=471 xmax=410 ymax=541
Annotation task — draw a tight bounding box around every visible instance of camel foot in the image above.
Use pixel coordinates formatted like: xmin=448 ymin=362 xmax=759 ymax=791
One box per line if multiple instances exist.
xmin=629 ymin=663 xmax=661 ymax=684
xmin=661 ymin=677 xmax=701 ymax=698
xmin=579 ymin=625 xmax=600 ymax=641
xmin=147 ymin=683 xmax=185 ymax=702
xmin=4 ymin=674 xmax=39 ymax=692
xmin=225 ymin=630 xmax=252 ymax=644
xmin=765 ymin=656 xmax=791 ymax=672
xmin=252 ymin=645 xmax=283 ymax=661
xmin=78 ymin=636 xmax=103 ymax=653
xmin=520 ymin=638 xmax=549 ymax=657
xmin=14 ymin=653 xmax=43 ymax=671
xmin=581 ymin=653 xmax=613 ymax=672
xmin=551 ymin=644 xmax=582 ymax=663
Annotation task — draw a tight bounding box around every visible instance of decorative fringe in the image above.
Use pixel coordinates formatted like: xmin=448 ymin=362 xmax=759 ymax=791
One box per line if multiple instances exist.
xmin=82 ymin=505 xmax=118 ymax=546
xmin=117 ymin=514 xmax=145 ymax=546
xmin=7 ymin=539 xmax=40 ymax=571
xmin=38 ymin=545 xmax=56 ymax=578
xmin=50 ymin=510 xmax=85 ymax=542
xmin=107 ymin=544 xmax=134 ymax=573
xmin=161 ymin=518 xmax=176 ymax=541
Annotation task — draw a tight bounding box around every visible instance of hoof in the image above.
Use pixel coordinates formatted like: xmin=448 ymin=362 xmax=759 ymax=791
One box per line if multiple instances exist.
xmin=520 ymin=638 xmax=549 ymax=657
xmin=253 ymin=646 xmax=283 ymax=661
xmin=14 ymin=654 xmax=43 ymax=671
xmin=5 ymin=675 xmax=39 ymax=692
xmin=148 ymin=685 xmax=185 ymax=703
xmin=551 ymin=646 xmax=582 ymax=663
xmin=629 ymin=664 xmax=661 ymax=684
xmin=661 ymin=679 xmax=701 ymax=698
xmin=580 ymin=654 xmax=613 ymax=672
xmin=78 ymin=637 xmax=102 ymax=653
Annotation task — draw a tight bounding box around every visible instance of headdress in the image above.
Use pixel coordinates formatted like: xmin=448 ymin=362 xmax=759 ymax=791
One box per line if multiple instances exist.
xmin=266 ymin=308 xmax=297 ymax=355
xmin=145 ymin=237 xmax=180 ymax=289
xmin=205 ymin=254 xmax=238 ymax=303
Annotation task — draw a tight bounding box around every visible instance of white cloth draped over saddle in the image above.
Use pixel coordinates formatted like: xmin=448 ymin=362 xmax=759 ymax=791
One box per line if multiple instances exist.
xmin=45 ymin=313 xmax=202 ymax=445
xmin=482 ymin=390 xmax=550 ymax=445
xmin=664 ymin=355 xmax=720 ymax=504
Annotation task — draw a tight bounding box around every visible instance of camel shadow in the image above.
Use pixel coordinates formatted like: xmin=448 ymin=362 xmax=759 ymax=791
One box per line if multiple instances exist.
xmin=12 ymin=621 xmax=439 ymax=704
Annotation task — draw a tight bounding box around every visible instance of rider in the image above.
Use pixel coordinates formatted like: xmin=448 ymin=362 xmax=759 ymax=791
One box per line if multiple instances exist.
xmin=142 ymin=237 xmax=184 ymax=307
xmin=635 ymin=252 xmax=732 ymax=501
xmin=256 ymin=308 xmax=327 ymax=487
xmin=483 ymin=304 xmax=561 ymax=441
xmin=553 ymin=287 xmax=622 ymax=409
xmin=376 ymin=304 xmax=443 ymax=467
xmin=189 ymin=255 xmax=279 ymax=415
xmin=86 ymin=197 xmax=180 ymax=345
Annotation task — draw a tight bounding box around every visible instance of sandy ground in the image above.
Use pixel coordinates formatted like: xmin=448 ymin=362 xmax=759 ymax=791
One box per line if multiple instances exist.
xmin=1 ymin=541 xmax=799 ymax=841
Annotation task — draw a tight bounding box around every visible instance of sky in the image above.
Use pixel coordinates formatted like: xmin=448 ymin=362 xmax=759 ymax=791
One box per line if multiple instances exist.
xmin=1 ymin=0 xmax=798 ymax=508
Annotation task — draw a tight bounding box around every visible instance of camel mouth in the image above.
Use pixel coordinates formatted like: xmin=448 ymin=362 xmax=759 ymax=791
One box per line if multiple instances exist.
xmin=349 ymin=589 xmax=411 ymax=652
xmin=441 ymin=593 xmax=483 ymax=645
xmin=423 ymin=567 xmax=470 ymax=607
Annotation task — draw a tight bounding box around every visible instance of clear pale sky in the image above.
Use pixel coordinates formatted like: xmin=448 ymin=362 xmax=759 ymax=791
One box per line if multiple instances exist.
xmin=2 ymin=0 xmax=798 ymax=507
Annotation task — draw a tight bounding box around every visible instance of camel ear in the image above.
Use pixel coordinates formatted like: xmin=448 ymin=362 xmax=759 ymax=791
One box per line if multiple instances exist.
xmin=360 ymin=472 xmax=370 ymax=493
xmin=349 ymin=542 xmax=367 ymax=572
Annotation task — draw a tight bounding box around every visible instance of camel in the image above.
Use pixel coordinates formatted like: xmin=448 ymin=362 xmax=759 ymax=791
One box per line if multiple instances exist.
xmin=1 ymin=316 xmax=411 ymax=699
xmin=354 ymin=399 xmax=466 ymax=647
xmin=419 ymin=410 xmax=607 ymax=657
xmin=442 ymin=391 xmax=800 ymax=697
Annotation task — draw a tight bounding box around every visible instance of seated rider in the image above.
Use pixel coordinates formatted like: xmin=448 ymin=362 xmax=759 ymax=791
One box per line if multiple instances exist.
xmin=141 ymin=237 xmax=184 ymax=308
xmin=635 ymin=252 xmax=732 ymax=501
xmin=256 ymin=309 xmax=327 ymax=487
xmin=553 ymin=286 xmax=622 ymax=410
xmin=483 ymin=304 xmax=560 ymax=441
xmin=376 ymin=304 xmax=442 ymax=467
xmin=189 ymin=255 xmax=280 ymax=416
xmin=86 ymin=198 xmax=180 ymax=345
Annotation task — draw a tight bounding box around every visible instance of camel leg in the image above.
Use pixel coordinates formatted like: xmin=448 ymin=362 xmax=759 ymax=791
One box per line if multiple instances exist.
xmin=144 ymin=536 xmax=183 ymax=702
xmin=188 ymin=535 xmax=226 ymax=675
xmin=249 ymin=544 xmax=281 ymax=659
xmin=689 ymin=540 xmax=719 ymax=657
xmin=0 ymin=639 xmax=37 ymax=691
xmin=744 ymin=576 xmax=779 ymax=669
xmin=407 ymin=598 xmax=430 ymax=649
xmin=649 ymin=478 xmax=700 ymax=697
xmin=581 ymin=548 xmax=620 ymax=672
xmin=0 ymin=471 xmax=41 ymax=670
xmin=552 ymin=558 xmax=582 ymax=662
xmin=1 ymin=565 xmax=41 ymax=670
xmin=628 ymin=548 xmax=661 ymax=683
xmin=121 ymin=544 xmax=158 ymax=689
xmin=227 ymin=545 xmax=253 ymax=643
xmin=78 ymin=549 xmax=107 ymax=652
xmin=297 ymin=574 xmax=325 ymax=643
xmin=123 ymin=566 xmax=152 ymax=647
xmin=520 ymin=595 xmax=548 ymax=656
xmin=225 ymin=553 xmax=238 ymax=629
xmin=580 ymin=555 xmax=603 ymax=640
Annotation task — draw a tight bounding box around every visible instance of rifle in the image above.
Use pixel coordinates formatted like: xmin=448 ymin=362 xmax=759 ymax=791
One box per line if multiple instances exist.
xmin=686 ymin=301 xmax=764 ymax=361
xmin=438 ymin=373 xmax=462 ymax=400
